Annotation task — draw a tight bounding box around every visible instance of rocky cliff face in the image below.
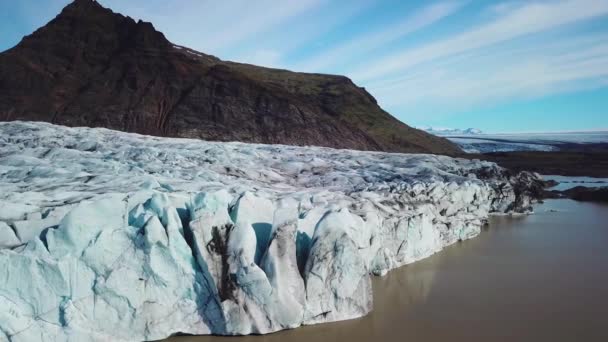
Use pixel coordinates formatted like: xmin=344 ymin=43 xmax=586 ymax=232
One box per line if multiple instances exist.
xmin=0 ymin=0 xmax=460 ymax=155
xmin=0 ymin=122 xmax=542 ymax=341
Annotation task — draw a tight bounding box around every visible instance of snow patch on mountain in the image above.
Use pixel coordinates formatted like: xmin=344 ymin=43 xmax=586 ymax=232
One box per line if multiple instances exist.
xmin=0 ymin=121 xmax=542 ymax=341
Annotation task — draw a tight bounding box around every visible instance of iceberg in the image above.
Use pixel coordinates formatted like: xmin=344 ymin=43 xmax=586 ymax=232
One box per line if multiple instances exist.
xmin=0 ymin=122 xmax=543 ymax=341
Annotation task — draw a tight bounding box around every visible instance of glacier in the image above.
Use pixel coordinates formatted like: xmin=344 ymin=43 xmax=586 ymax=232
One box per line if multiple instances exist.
xmin=438 ymin=131 xmax=608 ymax=153
xmin=0 ymin=121 xmax=542 ymax=341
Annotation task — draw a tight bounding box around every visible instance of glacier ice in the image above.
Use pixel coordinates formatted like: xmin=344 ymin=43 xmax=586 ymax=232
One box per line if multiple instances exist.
xmin=0 ymin=121 xmax=542 ymax=341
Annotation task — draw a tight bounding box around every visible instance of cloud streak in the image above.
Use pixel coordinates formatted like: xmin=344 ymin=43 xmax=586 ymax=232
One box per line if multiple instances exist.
xmin=100 ymin=0 xmax=325 ymax=57
xmin=349 ymin=0 xmax=608 ymax=82
xmin=371 ymin=33 xmax=608 ymax=116
xmin=295 ymin=1 xmax=465 ymax=72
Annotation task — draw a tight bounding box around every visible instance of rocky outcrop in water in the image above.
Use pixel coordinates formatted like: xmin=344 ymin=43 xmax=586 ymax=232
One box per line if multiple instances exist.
xmin=544 ymin=186 xmax=608 ymax=203
xmin=563 ymin=186 xmax=608 ymax=202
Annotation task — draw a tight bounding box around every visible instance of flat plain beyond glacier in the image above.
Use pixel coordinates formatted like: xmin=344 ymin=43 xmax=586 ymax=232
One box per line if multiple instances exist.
xmin=170 ymin=199 xmax=608 ymax=342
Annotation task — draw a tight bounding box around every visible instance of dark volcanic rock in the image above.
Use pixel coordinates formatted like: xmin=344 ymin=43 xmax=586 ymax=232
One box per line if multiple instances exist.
xmin=470 ymin=151 xmax=608 ymax=178
xmin=563 ymin=186 xmax=608 ymax=203
xmin=542 ymin=185 xmax=608 ymax=203
xmin=0 ymin=0 xmax=461 ymax=155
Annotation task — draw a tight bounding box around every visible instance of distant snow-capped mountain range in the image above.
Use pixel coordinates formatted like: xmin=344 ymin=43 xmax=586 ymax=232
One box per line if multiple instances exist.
xmin=421 ymin=126 xmax=608 ymax=153
xmin=421 ymin=127 xmax=483 ymax=136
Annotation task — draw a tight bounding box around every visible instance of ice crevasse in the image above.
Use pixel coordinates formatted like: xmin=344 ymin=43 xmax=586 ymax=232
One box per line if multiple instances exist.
xmin=0 ymin=122 xmax=543 ymax=341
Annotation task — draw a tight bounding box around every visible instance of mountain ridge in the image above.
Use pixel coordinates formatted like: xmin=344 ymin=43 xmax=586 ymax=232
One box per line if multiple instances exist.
xmin=0 ymin=0 xmax=461 ymax=155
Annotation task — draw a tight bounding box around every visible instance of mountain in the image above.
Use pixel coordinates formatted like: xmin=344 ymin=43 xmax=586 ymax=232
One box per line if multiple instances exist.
xmin=0 ymin=0 xmax=460 ymax=155
xmin=423 ymin=127 xmax=483 ymax=136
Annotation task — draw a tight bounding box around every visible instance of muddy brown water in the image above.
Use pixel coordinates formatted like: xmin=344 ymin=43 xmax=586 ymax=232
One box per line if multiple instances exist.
xmin=169 ymin=199 xmax=608 ymax=342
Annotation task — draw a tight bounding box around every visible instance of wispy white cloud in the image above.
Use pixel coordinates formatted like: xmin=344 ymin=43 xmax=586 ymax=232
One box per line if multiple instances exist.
xmin=100 ymin=0 xmax=325 ymax=57
xmin=295 ymin=1 xmax=465 ymax=72
xmin=349 ymin=0 xmax=608 ymax=82
xmin=371 ymin=33 xmax=608 ymax=115
xmin=227 ymin=0 xmax=376 ymax=67
xmin=100 ymin=0 xmax=378 ymax=68
xmin=238 ymin=49 xmax=283 ymax=67
xmin=195 ymin=0 xmax=325 ymax=53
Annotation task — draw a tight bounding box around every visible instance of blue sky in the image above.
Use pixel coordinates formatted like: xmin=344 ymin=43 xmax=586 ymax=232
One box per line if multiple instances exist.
xmin=1 ymin=0 xmax=607 ymax=133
